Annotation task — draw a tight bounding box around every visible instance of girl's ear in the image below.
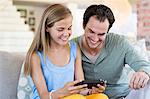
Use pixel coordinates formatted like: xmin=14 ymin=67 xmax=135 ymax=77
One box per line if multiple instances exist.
xmin=45 ymin=26 xmax=49 ymax=33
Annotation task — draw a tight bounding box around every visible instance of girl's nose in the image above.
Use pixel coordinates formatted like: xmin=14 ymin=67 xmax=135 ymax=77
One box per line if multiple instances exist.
xmin=63 ymin=30 xmax=71 ymax=36
xmin=63 ymin=32 xmax=69 ymax=36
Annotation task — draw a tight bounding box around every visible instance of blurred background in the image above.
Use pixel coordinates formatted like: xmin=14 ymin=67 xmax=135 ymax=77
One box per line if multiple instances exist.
xmin=0 ymin=0 xmax=150 ymax=52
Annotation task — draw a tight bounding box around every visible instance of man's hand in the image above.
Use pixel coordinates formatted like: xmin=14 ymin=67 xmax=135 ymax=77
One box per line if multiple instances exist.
xmin=129 ymin=71 xmax=150 ymax=89
xmin=88 ymin=84 xmax=106 ymax=94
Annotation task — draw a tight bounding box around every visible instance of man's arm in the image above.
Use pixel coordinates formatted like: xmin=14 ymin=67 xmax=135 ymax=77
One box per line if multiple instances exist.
xmin=124 ymin=38 xmax=150 ymax=89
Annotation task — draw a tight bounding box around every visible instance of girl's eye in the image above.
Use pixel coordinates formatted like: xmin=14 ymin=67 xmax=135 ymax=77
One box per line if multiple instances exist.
xmin=58 ymin=30 xmax=63 ymax=32
xmin=57 ymin=28 xmax=64 ymax=32
xmin=68 ymin=26 xmax=72 ymax=30
xmin=68 ymin=27 xmax=72 ymax=30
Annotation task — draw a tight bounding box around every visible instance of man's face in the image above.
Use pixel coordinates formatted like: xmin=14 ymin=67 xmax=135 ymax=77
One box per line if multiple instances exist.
xmin=84 ymin=16 xmax=109 ymax=50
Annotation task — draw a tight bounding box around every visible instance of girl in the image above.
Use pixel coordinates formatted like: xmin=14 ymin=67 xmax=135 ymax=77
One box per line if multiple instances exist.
xmin=24 ymin=4 xmax=87 ymax=99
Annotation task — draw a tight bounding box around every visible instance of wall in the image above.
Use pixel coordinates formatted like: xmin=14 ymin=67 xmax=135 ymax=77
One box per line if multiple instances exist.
xmin=137 ymin=0 xmax=150 ymax=50
xmin=14 ymin=4 xmax=47 ymax=33
xmin=13 ymin=1 xmax=138 ymax=40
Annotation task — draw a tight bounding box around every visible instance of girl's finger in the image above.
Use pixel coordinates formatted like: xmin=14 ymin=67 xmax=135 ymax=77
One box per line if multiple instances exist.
xmin=68 ymin=84 xmax=87 ymax=91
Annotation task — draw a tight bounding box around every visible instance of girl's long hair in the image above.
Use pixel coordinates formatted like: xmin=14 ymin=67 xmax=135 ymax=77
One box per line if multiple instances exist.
xmin=24 ymin=4 xmax=72 ymax=75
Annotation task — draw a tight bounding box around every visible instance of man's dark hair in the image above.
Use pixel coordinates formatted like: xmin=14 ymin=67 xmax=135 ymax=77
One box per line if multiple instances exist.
xmin=83 ymin=4 xmax=115 ymax=30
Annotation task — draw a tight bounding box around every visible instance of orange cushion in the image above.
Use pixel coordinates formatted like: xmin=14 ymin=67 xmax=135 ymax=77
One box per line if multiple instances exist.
xmin=62 ymin=94 xmax=86 ymax=99
xmin=86 ymin=93 xmax=109 ymax=99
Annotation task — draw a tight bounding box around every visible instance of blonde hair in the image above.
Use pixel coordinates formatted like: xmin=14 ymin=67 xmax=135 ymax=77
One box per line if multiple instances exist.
xmin=24 ymin=4 xmax=72 ymax=75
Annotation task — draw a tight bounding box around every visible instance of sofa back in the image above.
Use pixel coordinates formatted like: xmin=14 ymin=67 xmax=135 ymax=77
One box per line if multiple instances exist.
xmin=0 ymin=51 xmax=25 ymax=99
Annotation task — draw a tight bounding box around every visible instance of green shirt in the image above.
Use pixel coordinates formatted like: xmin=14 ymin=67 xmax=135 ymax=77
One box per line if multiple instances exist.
xmin=74 ymin=33 xmax=150 ymax=99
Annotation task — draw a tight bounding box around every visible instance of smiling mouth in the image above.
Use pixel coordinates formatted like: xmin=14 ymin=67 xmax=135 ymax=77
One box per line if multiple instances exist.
xmin=60 ymin=37 xmax=68 ymax=41
xmin=90 ymin=39 xmax=97 ymax=44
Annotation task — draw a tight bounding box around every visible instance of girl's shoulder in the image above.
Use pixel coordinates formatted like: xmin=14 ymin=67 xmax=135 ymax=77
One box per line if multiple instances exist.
xmin=69 ymin=41 xmax=77 ymax=50
xmin=68 ymin=41 xmax=78 ymax=58
xmin=29 ymin=51 xmax=45 ymax=64
xmin=69 ymin=40 xmax=76 ymax=45
xmin=31 ymin=52 xmax=40 ymax=61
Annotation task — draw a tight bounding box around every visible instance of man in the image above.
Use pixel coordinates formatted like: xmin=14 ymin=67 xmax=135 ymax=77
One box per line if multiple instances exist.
xmin=74 ymin=4 xmax=150 ymax=99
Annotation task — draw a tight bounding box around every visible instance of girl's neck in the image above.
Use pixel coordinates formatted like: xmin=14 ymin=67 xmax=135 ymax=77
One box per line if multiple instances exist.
xmin=46 ymin=42 xmax=70 ymax=67
xmin=48 ymin=43 xmax=69 ymax=51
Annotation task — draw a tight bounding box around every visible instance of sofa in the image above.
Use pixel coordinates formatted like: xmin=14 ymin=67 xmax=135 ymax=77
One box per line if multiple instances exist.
xmin=0 ymin=51 xmax=25 ymax=99
xmin=0 ymin=49 xmax=150 ymax=99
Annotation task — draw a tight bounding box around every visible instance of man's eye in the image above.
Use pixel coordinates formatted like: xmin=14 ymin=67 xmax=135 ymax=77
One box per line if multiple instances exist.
xmin=90 ymin=32 xmax=94 ymax=34
xmin=98 ymin=33 xmax=105 ymax=36
xmin=89 ymin=30 xmax=94 ymax=33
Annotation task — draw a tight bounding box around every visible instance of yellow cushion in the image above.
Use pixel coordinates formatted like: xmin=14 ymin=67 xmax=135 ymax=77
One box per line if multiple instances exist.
xmin=86 ymin=93 xmax=109 ymax=99
xmin=62 ymin=94 xmax=86 ymax=99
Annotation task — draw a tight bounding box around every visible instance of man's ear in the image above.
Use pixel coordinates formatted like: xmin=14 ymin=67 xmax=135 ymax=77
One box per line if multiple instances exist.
xmin=83 ymin=22 xmax=85 ymax=29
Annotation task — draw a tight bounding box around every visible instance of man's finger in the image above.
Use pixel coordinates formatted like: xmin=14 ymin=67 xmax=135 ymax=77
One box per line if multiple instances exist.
xmin=129 ymin=73 xmax=136 ymax=88
xmin=97 ymin=84 xmax=105 ymax=91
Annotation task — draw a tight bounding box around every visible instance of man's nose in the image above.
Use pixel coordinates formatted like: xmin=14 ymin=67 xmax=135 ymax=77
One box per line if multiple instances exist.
xmin=93 ymin=34 xmax=99 ymax=41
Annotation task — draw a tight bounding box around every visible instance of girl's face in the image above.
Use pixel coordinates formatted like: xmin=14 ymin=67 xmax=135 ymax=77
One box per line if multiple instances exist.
xmin=46 ymin=16 xmax=72 ymax=46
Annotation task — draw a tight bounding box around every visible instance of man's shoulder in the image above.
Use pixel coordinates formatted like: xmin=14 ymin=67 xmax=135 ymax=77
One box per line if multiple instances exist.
xmin=107 ymin=33 xmax=125 ymax=38
xmin=107 ymin=33 xmax=126 ymax=43
xmin=106 ymin=33 xmax=128 ymax=49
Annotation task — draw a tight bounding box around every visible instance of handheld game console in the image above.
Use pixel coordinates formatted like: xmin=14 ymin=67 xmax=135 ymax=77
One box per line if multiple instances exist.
xmin=75 ymin=79 xmax=107 ymax=89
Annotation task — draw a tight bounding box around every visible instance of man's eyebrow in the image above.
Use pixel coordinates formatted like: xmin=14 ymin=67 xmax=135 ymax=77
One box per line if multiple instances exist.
xmin=88 ymin=27 xmax=106 ymax=35
xmin=98 ymin=33 xmax=106 ymax=35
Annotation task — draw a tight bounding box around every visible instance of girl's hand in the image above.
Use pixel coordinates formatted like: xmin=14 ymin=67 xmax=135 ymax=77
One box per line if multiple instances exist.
xmin=52 ymin=80 xmax=87 ymax=98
